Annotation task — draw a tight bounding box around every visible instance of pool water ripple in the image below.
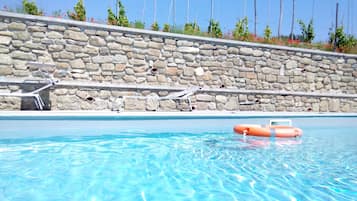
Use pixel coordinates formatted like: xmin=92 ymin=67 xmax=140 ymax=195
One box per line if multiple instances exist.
xmin=1 ymin=118 xmax=357 ymax=201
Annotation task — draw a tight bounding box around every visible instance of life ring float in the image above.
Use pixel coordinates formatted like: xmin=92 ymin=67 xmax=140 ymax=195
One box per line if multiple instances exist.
xmin=233 ymin=124 xmax=303 ymax=138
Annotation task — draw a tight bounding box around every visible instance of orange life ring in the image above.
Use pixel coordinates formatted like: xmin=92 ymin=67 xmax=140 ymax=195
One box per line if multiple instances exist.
xmin=233 ymin=124 xmax=303 ymax=138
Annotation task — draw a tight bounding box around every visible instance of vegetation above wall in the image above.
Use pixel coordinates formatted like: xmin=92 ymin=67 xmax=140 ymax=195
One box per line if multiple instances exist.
xmin=2 ymin=0 xmax=357 ymax=54
xmin=67 ymin=0 xmax=86 ymax=21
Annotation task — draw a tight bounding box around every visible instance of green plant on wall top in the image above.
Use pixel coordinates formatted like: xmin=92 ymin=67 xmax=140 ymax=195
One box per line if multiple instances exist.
xmin=151 ymin=21 xmax=159 ymax=31
xmin=107 ymin=0 xmax=129 ymax=27
xmin=22 ymin=0 xmax=42 ymax=16
xmin=67 ymin=0 xmax=86 ymax=21
xmin=264 ymin=25 xmax=272 ymax=41
xmin=163 ymin=24 xmax=170 ymax=32
xmin=184 ymin=22 xmax=200 ymax=35
xmin=118 ymin=0 xmax=129 ymax=27
xmin=131 ymin=20 xmax=145 ymax=29
xmin=329 ymin=26 xmax=345 ymax=48
xmin=298 ymin=19 xmax=314 ymax=43
xmin=343 ymin=35 xmax=357 ymax=52
xmin=1 ymin=1 xmax=355 ymax=54
xmin=233 ymin=17 xmax=249 ymax=41
xmin=107 ymin=8 xmax=117 ymax=25
xmin=329 ymin=26 xmax=357 ymax=52
xmin=208 ymin=19 xmax=222 ymax=38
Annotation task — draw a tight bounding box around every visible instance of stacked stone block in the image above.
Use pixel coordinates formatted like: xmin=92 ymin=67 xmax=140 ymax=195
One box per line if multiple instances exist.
xmin=0 ymin=12 xmax=356 ymax=112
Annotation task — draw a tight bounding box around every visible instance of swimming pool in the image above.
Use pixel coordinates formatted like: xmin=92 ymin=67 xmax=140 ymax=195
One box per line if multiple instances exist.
xmin=0 ymin=113 xmax=356 ymax=201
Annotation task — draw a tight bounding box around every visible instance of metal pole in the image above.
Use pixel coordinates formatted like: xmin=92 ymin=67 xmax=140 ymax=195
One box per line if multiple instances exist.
xmin=267 ymin=0 xmax=270 ymax=25
xmin=142 ymin=0 xmax=146 ymax=22
xmin=116 ymin=0 xmax=118 ymax=15
xmin=334 ymin=2 xmax=339 ymax=51
xmin=352 ymin=0 xmax=354 ymax=35
xmin=173 ymin=0 xmax=176 ymax=28
xmin=186 ymin=0 xmax=190 ymax=23
xmin=347 ymin=0 xmax=350 ymax=34
xmin=290 ymin=0 xmax=295 ymax=40
xmin=210 ymin=0 xmax=214 ymax=20
xmin=168 ymin=0 xmax=172 ymax=23
xmin=278 ymin=0 xmax=283 ymax=38
xmin=210 ymin=0 xmax=214 ymax=33
xmin=312 ymin=0 xmax=315 ymax=20
xmin=243 ymin=0 xmax=246 ymax=17
xmin=154 ymin=0 xmax=156 ymax=22
xmin=254 ymin=0 xmax=257 ymax=36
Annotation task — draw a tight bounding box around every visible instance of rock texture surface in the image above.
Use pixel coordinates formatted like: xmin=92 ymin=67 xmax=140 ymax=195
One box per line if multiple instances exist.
xmin=0 ymin=13 xmax=356 ymax=112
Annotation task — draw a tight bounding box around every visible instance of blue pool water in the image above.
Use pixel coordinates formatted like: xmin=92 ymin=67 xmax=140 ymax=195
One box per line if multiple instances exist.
xmin=0 ymin=116 xmax=356 ymax=201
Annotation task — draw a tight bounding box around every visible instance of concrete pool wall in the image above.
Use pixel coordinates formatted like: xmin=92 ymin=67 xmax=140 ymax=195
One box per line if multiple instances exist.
xmin=0 ymin=11 xmax=356 ymax=112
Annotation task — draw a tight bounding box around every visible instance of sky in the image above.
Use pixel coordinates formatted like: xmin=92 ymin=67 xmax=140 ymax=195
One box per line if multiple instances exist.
xmin=1 ymin=0 xmax=356 ymax=42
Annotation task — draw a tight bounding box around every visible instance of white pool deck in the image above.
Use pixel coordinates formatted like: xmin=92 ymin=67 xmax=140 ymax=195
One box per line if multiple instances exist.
xmin=0 ymin=111 xmax=356 ymax=118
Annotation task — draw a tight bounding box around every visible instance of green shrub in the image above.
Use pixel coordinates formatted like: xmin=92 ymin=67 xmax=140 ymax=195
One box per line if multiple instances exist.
xmin=208 ymin=19 xmax=222 ymax=38
xmin=298 ymin=19 xmax=314 ymax=43
xmin=329 ymin=27 xmax=343 ymax=46
xmin=344 ymin=35 xmax=357 ymax=51
xmin=118 ymin=1 xmax=129 ymax=27
xmin=107 ymin=0 xmax=129 ymax=27
xmin=264 ymin=25 xmax=272 ymax=41
xmin=233 ymin=17 xmax=249 ymax=41
xmin=22 ymin=0 xmax=42 ymax=16
xmin=107 ymin=8 xmax=117 ymax=25
xmin=151 ymin=22 xmax=159 ymax=31
xmin=67 ymin=0 xmax=86 ymax=21
xmin=163 ymin=24 xmax=170 ymax=32
xmin=184 ymin=22 xmax=200 ymax=35
xmin=329 ymin=26 xmax=357 ymax=52
xmin=131 ymin=21 xmax=145 ymax=29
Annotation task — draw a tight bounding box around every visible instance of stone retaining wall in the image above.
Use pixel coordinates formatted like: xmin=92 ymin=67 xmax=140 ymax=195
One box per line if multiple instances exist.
xmin=1 ymin=83 xmax=355 ymax=112
xmin=0 ymin=11 xmax=356 ymax=112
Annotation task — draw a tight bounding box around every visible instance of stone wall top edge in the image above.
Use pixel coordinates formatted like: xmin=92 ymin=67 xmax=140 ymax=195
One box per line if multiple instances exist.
xmin=1 ymin=11 xmax=357 ymax=59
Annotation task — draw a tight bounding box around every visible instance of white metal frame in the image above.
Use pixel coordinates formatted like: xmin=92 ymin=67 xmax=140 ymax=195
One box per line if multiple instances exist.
xmin=122 ymin=86 xmax=202 ymax=111
xmin=0 ymin=62 xmax=57 ymax=110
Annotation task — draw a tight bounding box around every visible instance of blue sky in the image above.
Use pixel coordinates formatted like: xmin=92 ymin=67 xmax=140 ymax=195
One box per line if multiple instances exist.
xmin=1 ymin=0 xmax=356 ymax=42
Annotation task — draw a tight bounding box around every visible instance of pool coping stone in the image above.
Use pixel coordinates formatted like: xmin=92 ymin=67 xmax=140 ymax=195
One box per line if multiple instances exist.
xmin=0 ymin=111 xmax=356 ymax=120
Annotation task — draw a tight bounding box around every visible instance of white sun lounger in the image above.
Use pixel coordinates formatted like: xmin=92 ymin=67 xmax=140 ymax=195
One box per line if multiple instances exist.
xmin=123 ymin=86 xmax=202 ymax=111
xmin=0 ymin=62 xmax=57 ymax=110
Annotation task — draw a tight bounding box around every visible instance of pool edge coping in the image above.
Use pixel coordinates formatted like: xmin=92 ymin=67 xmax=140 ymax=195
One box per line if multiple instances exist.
xmin=1 ymin=111 xmax=357 ymax=119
